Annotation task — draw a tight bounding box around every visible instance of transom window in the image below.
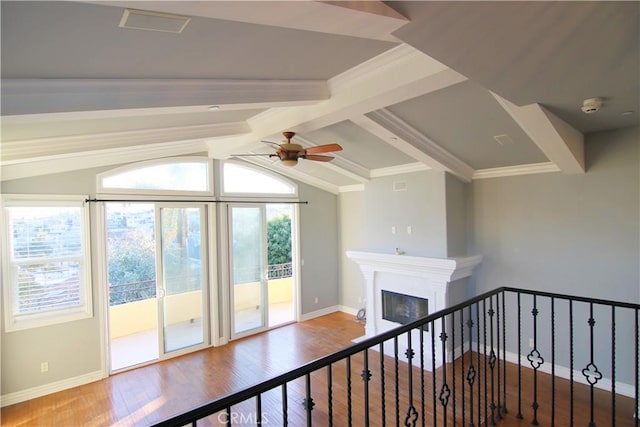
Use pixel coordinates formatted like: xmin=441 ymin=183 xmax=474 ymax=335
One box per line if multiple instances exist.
xmin=223 ymin=162 xmax=297 ymax=196
xmin=98 ymin=158 xmax=212 ymax=194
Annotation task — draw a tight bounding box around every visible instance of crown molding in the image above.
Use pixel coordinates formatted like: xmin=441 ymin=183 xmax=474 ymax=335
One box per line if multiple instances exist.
xmin=366 ymin=109 xmax=475 ymax=182
xmin=1 ymin=139 xmax=208 ymax=181
xmin=369 ymin=162 xmax=430 ymax=178
xmin=2 ymin=122 xmax=249 ymax=162
xmin=339 ymin=184 xmax=365 ymax=193
xmin=472 ymin=162 xmax=561 ymax=180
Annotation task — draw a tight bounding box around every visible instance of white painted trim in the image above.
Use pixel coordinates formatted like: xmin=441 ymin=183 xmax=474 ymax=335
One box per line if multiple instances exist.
xmin=3 ymin=78 xmax=329 ymax=116
xmin=339 ymin=184 xmax=365 ymax=193
xmin=370 ymin=162 xmax=431 ymax=178
xmin=0 ymin=370 xmax=104 ymax=407
xmin=492 ymin=93 xmax=585 ymax=174
xmin=473 ymin=342 xmax=635 ymax=398
xmin=339 ymin=305 xmax=359 ymax=316
xmin=300 ymin=305 xmax=341 ymax=321
xmin=94 ymin=203 xmax=109 ymax=377
xmin=473 ymin=162 xmax=561 ymax=179
xmin=364 ymin=109 xmax=475 ymax=182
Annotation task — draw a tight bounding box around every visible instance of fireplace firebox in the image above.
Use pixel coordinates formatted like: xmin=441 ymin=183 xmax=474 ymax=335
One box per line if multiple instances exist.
xmin=381 ymin=290 xmax=429 ymax=331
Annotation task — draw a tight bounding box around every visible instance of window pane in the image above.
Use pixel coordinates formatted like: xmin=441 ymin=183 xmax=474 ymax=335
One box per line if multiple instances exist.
xmin=102 ymin=161 xmax=209 ymax=192
xmin=9 ymin=207 xmax=82 ymax=259
xmin=16 ymin=261 xmax=81 ymax=314
xmin=224 ymin=163 xmax=295 ymax=194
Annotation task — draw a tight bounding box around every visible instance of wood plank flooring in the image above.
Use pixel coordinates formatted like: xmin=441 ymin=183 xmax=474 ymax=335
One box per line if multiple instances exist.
xmin=1 ymin=312 xmax=637 ymax=426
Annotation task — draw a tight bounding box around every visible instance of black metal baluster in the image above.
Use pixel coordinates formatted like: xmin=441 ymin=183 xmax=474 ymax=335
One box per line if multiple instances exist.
xmin=303 ymin=373 xmax=314 ymax=427
xmin=488 ymin=297 xmax=496 ymax=426
xmin=496 ymin=294 xmax=502 ymax=421
xmin=225 ymin=407 xmax=232 ymax=427
xmin=611 ymin=306 xmax=616 ymax=427
xmin=379 ymin=343 xmax=386 ymax=427
xmin=405 ymin=330 xmax=418 ymax=427
xmin=551 ymin=297 xmax=555 ymax=427
xmin=570 ymin=300 xmax=574 ymax=426
xmin=461 ymin=308 xmax=466 ymax=427
xmin=583 ymin=302 xmax=602 ymax=427
xmin=466 ymin=305 xmax=475 ymax=427
xmin=501 ymin=291 xmax=508 ymax=416
xmin=362 ymin=349 xmax=371 ymax=427
xmin=282 ymin=383 xmax=288 ymax=427
xmin=420 ymin=323 xmax=426 ymax=427
xmin=517 ymin=292 xmax=523 ymax=419
xmin=528 ymin=295 xmax=542 ymax=426
xmin=635 ymin=308 xmax=639 ymax=427
xmin=432 ymin=321 xmax=437 ymax=427
xmin=256 ymin=394 xmax=262 ymax=426
xmin=395 ymin=336 xmax=400 ymax=427
xmin=452 ymin=311 xmax=457 ymax=424
xmin=347 ymin=355 xmax=352 ymax=427
xmin=483 ymin=299 xmax=488 ymax=427
xmin=327 ymin=365 xmax=332 ymax=427
xmin=439 ymin=317 xmax=450 ymax=427
xmin=476 ymin=302 xmax=481 ymax=427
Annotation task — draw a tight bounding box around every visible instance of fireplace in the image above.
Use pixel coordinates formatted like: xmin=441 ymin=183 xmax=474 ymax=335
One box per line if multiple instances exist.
xmin=346 ymin=251 xmax=482 ymax=369
xmin=381 ymin=290 xmax=428 ymax=331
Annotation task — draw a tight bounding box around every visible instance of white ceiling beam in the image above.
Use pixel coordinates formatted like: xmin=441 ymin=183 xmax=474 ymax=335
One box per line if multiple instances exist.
xmin=211 ymin=45 xmax=466 ymax=158
xmin=492 ymin=94 xmax=585 ymax=174
xmin=293 ymin=135 xmax=369 ymax=183
xmin=358 ymin=109 xmax=475 ymax=182
xmin=2 ymin=78 xmax=328 ymax=116
xmin=83 ymin=1 xmax=408 ymax=42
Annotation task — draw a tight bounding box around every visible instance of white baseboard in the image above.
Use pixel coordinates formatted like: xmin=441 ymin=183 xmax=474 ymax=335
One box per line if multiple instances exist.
xmin=1 ymin=370 xmax=105 ymax=407
xmin=300 ymin=305 xmax=341 ymax=321
xmin=338 ymin=305 xmax=359 ymax=316
xmin=472 ymin=341 xmax=635 ymax=398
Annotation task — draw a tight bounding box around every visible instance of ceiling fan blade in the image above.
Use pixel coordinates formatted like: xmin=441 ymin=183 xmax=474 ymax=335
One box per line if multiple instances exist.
xmin=261 ymin=140 xmax=282 ymax=149
xmin=304 ymin=154 xmax=335 ymax=162
xmin=304 ymin=143 xmax=343 ymax=154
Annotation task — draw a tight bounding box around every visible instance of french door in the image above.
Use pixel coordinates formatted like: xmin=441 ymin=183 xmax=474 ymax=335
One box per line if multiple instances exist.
xmin=106 ymin=202 xmax=209 ymax=371
xmin=228 ymin=204 xmax=295 ymax=339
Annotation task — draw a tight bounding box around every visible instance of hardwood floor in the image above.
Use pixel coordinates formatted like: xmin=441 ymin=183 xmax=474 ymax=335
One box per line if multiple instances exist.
xmin=1 ymin=312 xmax=636 ymax=426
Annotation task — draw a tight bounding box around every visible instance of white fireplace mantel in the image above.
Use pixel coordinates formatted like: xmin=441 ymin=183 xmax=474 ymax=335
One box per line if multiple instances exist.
xmin=346 ymin=251 xmax=482 ymax=369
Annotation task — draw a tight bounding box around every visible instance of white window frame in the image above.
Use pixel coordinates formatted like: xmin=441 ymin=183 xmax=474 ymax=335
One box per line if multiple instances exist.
xmin=96 ymin=157 xmax=214 ymax=197
xmin=1 ymin=194 xmax=93 ymax=332
xmin=220 ymin=160 xmax=298 ymax=200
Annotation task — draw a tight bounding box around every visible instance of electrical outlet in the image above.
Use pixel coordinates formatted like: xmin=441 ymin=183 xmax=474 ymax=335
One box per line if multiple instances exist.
xmin=40 ymin=362 xmax=49 ymax=373
xmin=314 ymin=297 xmax=318 ymax=304
xmin=529 ymin=338 xmax=534 ymax=348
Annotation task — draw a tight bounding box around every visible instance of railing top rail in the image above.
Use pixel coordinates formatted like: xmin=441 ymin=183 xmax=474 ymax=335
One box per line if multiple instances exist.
xmin=152 ymin=285 xmax=640 ymax=426
xmin=502 ymin=286 xmax=640 ymax=310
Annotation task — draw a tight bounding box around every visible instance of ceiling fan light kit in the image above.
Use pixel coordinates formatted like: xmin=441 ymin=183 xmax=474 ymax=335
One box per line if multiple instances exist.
xmin=233 ymin=131 xmax=343 ymax=167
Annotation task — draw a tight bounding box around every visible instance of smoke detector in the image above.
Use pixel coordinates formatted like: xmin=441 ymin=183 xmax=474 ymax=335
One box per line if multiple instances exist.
xmin=581 ymin=97 xmax=603 ymax=114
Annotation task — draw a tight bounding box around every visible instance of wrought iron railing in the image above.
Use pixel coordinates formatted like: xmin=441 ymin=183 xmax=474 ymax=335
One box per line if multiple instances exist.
xmin=152 ymin=287 xmax=640 ymax=426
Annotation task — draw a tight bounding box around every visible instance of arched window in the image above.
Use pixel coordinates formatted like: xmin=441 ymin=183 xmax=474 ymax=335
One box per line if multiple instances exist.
xmin=97 ymin=157 xmax=212 ymax=195
xmin=222 ymin=162 xmax=297 ymax=197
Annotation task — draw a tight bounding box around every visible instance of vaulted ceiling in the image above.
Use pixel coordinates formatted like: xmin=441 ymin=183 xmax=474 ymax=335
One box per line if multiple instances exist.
xmin=2 ymin=1 xmax=638 ymax=193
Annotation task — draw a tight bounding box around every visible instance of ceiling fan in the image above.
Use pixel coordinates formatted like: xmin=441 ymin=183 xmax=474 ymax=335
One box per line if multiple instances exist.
xmin=233 ymin=131 xmax=343 ymax=167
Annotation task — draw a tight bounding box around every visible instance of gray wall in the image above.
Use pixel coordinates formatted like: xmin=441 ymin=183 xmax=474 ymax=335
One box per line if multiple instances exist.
xmin=1 ymin=159 xmax=340 ymax=396
xmin=445 ymin=172 xmax=469 ymax=257
xmin=470 ymin=126 xmax=639 ymax=301
xmin=470 ymin=125 xmax=639 ymax=384
xmin=363 ymin=171 xmax=448 ymax=257
xmin=338 ymin=190 xmax=366 ymax=311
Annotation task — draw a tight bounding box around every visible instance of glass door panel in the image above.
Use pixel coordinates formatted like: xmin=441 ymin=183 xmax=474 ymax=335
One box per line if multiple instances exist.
xmin=266 ymin=204 xmax=295 ymax=327
xmin=106 ymin=203 xmax=159 ymax=371
xmin=159 ymin=207 xmax=205 ymax=353
xmin=230 ymin=206 xmax=266 ymax=336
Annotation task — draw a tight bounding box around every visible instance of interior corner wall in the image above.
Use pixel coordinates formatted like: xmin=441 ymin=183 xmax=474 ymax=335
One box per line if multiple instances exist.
xmin=338 ymin=190 xmax=367 ymax=311
xmin=470 ymin=125 xmax=639 ymax=302
xmin=444 ymin=172 xmax=469 ymax=257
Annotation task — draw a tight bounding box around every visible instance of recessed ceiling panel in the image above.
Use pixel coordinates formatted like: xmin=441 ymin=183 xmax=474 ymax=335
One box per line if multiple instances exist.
xmin=386 ymin=80 xmax=548 ymax=170
xmin=1 ymin=1 xmax=398 ymax=79
xmin=304 ymin=120 xmax=415 ymax=170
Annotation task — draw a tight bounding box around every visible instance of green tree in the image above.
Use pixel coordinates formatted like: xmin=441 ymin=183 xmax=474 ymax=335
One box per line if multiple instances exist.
xmin=107 ymin=230 xmax=156 ymax=305
xmin=267 ymin=214 xmax=291 ymax=265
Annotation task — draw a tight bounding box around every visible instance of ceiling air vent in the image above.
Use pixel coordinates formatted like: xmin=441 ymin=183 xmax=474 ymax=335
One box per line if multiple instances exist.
xmin=493 ymin=134 xmax=514 ymax=146
xmin=119 ymin=8 xmax=191 ymax=33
